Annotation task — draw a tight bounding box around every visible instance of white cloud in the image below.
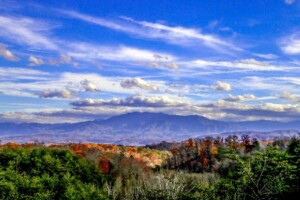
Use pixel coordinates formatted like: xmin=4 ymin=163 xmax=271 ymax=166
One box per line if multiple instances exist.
xmin=0 ymin=15 xmax=57 ymax=50
xmin=276 ymin=77 xmax=300 ymax=85
xmin=71 ymin=95 xmax=189 ymax=108
xmin=28 ymin=54 xmax=78 ymax=67
xmin=68 ymin=43 xmax=171 ymax=61
xmin=0 ymin=44 xmax=19 ymax=61
xmin=120 ymin=78 xmax=159 ymax=91
xmin=223 ymin=94 xmax=256 ymax=102
xmin=0 ymin=67 xmax=49 ymax=81
xmin=278 ymin=91 xmax=299 ymax=102
xmin=61 ymin=10 xmax=240 ymax=52
xmin=211 ymin=81 xmax=231 ymax=91
xmin=38 ymin=88 xmax=74 ymax=99
xmin=191 ymin=58 xmax=287 ymax=71
xmin=280 ymin=32 xmax=300 ymax=55
xmin=0 ymin=67 xmax=143 ymax=98
xmin=28 ymin=56 xmax=44 ymax=66
xmin=253 ymin=53 xmax=278 ymax=59
xmin=0 ymin=14 xmax=181 ymax=70
xmin=59 ymin=72 xmax=131 ymax=95
xmin=2 ymin=86 xmax=300 ymax=123
xmin=164 ymin=62 xmax=180 ymax=69
xmin=68 ymin=96 xmax=300 ymax=122
xmin=142 ymin=54 xmax=180 ymax=70
xmin=236 ymin=59 xmax=270 ymax=67
xmin=3 ymin=99 xmax=300 ymax=123
xmin=123 ymin=17 xmax=241 ymax=50
xmin=192 ymin=100 xmax=300 ymax=121
xmin=235 ymin=76 xmax=300 ymax=94
xmin=80 ymin=79 xmax=100 ymax=92
xmin=0 ymin=109 xmax=90 ymax=123
xmin=67 ymin=43 xmax=179 ymax=70
xmin=49 ymin=53 xmax=78 ymax=67
xmin=61 ymin=10 xmax=135 ymax=34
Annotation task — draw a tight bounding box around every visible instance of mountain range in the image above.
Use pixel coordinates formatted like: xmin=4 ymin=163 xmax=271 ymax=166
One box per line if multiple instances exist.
xmin=0 ymin=112 xmax=299 ymax=145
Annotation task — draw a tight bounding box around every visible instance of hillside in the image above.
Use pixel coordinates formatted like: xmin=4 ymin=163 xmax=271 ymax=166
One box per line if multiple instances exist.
xmin=0 ymin=112 xmax=299 ymax=145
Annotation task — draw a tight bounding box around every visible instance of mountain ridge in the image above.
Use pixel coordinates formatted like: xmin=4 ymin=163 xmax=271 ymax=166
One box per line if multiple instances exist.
xmin=0 ymin=112 xmax=299 ymax=145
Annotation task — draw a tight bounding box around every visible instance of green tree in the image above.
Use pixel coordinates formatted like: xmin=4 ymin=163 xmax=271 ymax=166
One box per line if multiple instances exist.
xmin=0 ymin=147 xmax=108 ymax=200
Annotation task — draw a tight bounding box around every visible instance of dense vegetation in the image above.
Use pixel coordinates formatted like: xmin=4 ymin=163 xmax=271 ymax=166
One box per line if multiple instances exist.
xmin=0 ymin=147 xmax=108 ymax=199
xmin=0 ymin=136 xmax=299 ymax=199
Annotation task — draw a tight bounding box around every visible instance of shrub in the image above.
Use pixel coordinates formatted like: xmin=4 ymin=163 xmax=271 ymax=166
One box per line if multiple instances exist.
xmin=0 ymin=147 xmax=108 ymax=199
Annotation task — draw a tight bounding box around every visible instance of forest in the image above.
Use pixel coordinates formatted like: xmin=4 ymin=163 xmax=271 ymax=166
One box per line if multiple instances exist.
xmin=0 ymin=136 xmax=299 ymax=200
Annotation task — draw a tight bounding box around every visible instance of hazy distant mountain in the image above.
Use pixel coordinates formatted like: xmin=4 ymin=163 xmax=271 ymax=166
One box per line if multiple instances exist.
xmin=201 ymin=130 xmax=300 ymax=140
xmin=0 ymin=112 xmax=299 ymax=145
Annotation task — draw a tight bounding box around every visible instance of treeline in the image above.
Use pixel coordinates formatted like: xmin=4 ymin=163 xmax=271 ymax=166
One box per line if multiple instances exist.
xmin=0 ymin=137 xmax=299 ymax=199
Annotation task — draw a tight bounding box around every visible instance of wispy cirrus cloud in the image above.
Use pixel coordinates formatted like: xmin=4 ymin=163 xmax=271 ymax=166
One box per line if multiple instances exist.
xmin=253 ymin=53 xmax=278 ymax=59
xmin=0 ymin=67 xmax=50 ymax=81
xmin=0 ymin=14 xmax=177 ymax=69
xmin=122 ymin=16 xmax=241 ymax=51
xmin=67 ymin=43 xmax=179 ymax=70
xmin=60 ymin=10 xmax=241 ymax=52
xmin=190 ymin=58 xmax=291 ymax=72
xmin=0 ymin=15 xmax=57 ymax=50
xmin=67 ymin=43 xmax=176 ymax=62
xmin=236 ymin=76 xmax=300 ymax=93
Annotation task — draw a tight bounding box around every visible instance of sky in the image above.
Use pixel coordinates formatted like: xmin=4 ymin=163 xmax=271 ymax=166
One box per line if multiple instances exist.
xmin=0 ymin=0 xmax=300 ymax=123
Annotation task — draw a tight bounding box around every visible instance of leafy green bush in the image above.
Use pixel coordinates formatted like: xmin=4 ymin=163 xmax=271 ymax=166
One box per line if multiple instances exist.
xmin=214 ymin=144 xmax=299 ymax=199
xmin=0 ymin=147 xmax=108 ymax=200
xmin=180 ymin=140 xmax=300 ymax=200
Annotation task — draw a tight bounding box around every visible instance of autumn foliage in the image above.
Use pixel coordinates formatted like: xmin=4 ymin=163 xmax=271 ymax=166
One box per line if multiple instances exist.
xmin=0 ymin=136 xmax=299 ymax=200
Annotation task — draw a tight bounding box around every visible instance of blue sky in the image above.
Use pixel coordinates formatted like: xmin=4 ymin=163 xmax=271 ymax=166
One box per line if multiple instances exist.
xmin=0 ymin=0 xmax=300 ymax=123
